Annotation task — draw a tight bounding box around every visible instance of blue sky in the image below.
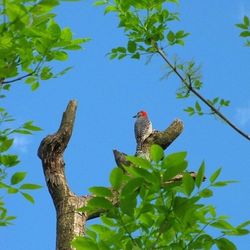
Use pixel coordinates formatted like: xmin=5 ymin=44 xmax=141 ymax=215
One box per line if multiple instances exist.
xmin=2 ymin=0 xmax=250 ymax=249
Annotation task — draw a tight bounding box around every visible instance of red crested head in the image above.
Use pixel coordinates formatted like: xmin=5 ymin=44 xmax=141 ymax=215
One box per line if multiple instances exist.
xmin=133 ymin=110 xmax=148 ymax=118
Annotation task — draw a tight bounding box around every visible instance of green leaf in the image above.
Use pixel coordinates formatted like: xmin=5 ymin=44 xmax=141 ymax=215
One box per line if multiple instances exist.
xmin=209 ymin=167 xmax=222 ymax=183
xmin=237 ymin=220 xmax=250 ymax=229
xmin=184 ymin=106 xmax=195 ymax=116
xmin=86 ymin=228 xmax=97 ymax=241
xmin=23 ymin=121 xmax=42 ymax=131
xmin=109 ymin=167 xmax=123 ymax=189
xmin=211 ymin=220 xmax=234 ymax=230
xmin=12 ymin=129 xmax=32 ymax=135
xmin=3 ymin=84 xmax=10 ymax=91
xmin=8 ymin=187 xmax=19 ymax=194
xmin=11 ymin=172 xmax=26 ymax=185
xmin=118 ymin=53 xmax=126 ymax=60
xmin=163 ymin=162 xmax=188 ymax=180
xmin=0 ymin=139 xmax=14 ymax=153
xmin=215 ymin=238 xmax=236 ymax=250
xmin=163 ymin=151 xmax=187 ymax=166
xmin=19 ymin=184 xmax=42 ymax=190
xmin=61 ymin=27 xmax=72 ymax=41
xmin=199 ymin=188 xmax=213 ymax=198
xmin=53 ymin=51 xmax=68 ymax=61
xmin=225 ymin=228 xmax=249 ymax=236
xmin=167 ymin=31 xmax=175 ymax=42
xmin=183 ymin=172 xmax=195 ymax=196
xmin=163 ymin=152 xmax=188 ymax=180
xmin=31 ymin=82 xmax=40 ymax=91
xmin=244 ymin=16 xmax=250 ymax=26
xmin=104 ymin=5 xmax=117 ymax=14
xmin=25 ymin=77 xmax=36 ymax=84
xmin=240 ymin=31 xmax=250 ymax=37
xmin=21 ymin=192 xmax=35 ymax=204
xmin=236 ymin=23 xmax=248 ymax=29
xmin=212 ymin=180 xmax=237 ymax=187
xmin=88 ymin=197 xmax=113 ymax=210
xmin=40 ymin=66 xmax=53 ymax=80
xmin=150 ymin=144 xmax=164 ymax=163
xmin=88 ymin=186 xmax=112 ymax=197
xmin=131 ymin=52 xmax=140 ymax=59
xmin=121 ymin=177 xmax=144 ymax=198
xmin=176 ymin=39 xmax=185 ymax=46
xmin=94 ymin=1 xmax=107 ymax=6
xmin=126 ymin=155 xmax=151 ymax=169
xmin=0 ymin=154 xmax=19 ymax=167
xmin=127 ymin=40 xmax=137 ymax=53
xmin=72 ymin=236 xmax=98 ymax=250
xmin=120 ymin=193 xmax=137 ymax=216
xmin=195 ymin=101 xmax=202 ymax=113
xmin=125 ymin=167 xmax=158 ymax=185
xmin=195 ymin=161 xmax=205 ymax=188
xmin=48 ymin=23 xmax=61 ymax=39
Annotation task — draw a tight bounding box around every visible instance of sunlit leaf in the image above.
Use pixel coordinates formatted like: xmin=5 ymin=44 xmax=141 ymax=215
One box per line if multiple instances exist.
xmin=21 ymin=192 xmax=35 ymax=204
xmin=109 ymin=168 xmax=123 ymax=189
xmin=150 ymin=144 xmax=164 ymax=163
xmin=11 ymin=172 xmax=26 ymax=185
xmin=88 ymin=186 xmax=113 ymax=197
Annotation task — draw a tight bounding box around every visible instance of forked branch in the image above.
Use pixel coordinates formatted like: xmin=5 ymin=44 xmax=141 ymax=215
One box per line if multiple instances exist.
xmin=37 ymin=100 xmax=202 ymax=250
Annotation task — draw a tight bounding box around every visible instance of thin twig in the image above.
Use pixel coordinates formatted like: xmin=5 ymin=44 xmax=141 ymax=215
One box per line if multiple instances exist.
xmin=2 ymin=72 xmax=34 ymax=84
xmin=155 ymin=44 xmax=250 ymax=141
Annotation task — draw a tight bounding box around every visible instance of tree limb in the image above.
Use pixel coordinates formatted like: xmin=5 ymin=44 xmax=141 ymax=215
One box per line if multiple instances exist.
xmin=37 ymin=101 xmax=202 ymax=249
xmin=155 ymin=44 xmax=250 ymax=141
xmin=38 ymin=100 xmax=88 ymax=250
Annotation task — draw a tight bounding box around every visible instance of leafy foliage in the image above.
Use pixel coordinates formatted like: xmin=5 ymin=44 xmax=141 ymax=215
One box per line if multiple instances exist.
xmin=236 ymin=16 xmax=250 ymax=46
xmin=94 ymin=0 xmax=232 ymax=123
xmin=73 ymin=146 xmax=249 ymax=249
xmin=0 ymin=0 xmax=89 ymax=90
xmin=0 ymin=111 xmax=43 ymax=225
xmin=0 ymin=0 xmax=87 ymax=226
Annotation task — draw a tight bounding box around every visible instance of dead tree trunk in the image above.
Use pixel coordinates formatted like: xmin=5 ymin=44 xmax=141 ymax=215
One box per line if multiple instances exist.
xmin=38 ymin=100 xmax=190 ymax=250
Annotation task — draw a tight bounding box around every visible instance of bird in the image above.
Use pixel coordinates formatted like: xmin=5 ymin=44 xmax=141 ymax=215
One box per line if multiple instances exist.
xmin=133 ymin=110 xmax=153 ymax=157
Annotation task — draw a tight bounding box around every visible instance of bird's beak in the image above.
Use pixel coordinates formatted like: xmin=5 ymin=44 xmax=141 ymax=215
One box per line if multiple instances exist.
xmin=132 ymin=114 xmax=137 ymax=118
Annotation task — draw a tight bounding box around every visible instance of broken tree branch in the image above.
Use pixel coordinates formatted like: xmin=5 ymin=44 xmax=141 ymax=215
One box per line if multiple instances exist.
xmin=38 ymin=100 xmax=88 ymax=250
xmin=37 ymin=100 xmax=202 ymax=249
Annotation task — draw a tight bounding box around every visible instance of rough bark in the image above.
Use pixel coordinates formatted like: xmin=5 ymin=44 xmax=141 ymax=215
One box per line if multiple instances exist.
xmin=38 ymin=100 xmax=198 ymax=250
xmin=38 ymin=100 xmax=89 ymax=250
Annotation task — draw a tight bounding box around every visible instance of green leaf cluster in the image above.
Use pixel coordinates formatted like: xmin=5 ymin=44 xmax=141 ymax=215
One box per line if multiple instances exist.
xmin=96 ymin=0 xmax=232 ymax=121
xmin=184 ymin=98 xmax=230 ymax=117
xmin=99 ymin=0 xmax=185 ymax=60
xmin=73 ymin=146 xmax=249 ymax=249
xmin=236 ymin=16 xmax=250 ymax=46
xmin=0 ymin=0 xmax=89 ymax=90
xmin=0 ymin=108 xmax=42 ymax=226
xmin=0 ymin=0 xmax=85 ymax=226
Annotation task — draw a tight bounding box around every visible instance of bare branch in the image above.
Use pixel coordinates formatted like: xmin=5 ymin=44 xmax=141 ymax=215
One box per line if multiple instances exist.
xmin=155 ymin=45 xmax=250 ymax=141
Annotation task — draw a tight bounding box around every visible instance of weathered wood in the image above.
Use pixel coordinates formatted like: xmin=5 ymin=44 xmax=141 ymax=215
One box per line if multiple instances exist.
xmin=38 ymin=100 xmax=88 ymax=250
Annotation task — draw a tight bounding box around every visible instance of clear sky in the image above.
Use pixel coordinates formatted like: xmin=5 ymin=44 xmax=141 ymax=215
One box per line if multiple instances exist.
xmin=1 ymin=0 xmax=250 ymax=249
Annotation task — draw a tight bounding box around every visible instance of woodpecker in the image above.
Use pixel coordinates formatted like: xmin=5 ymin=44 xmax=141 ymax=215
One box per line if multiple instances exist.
xmin=133 ymin=110 xmax=153 ymax=157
